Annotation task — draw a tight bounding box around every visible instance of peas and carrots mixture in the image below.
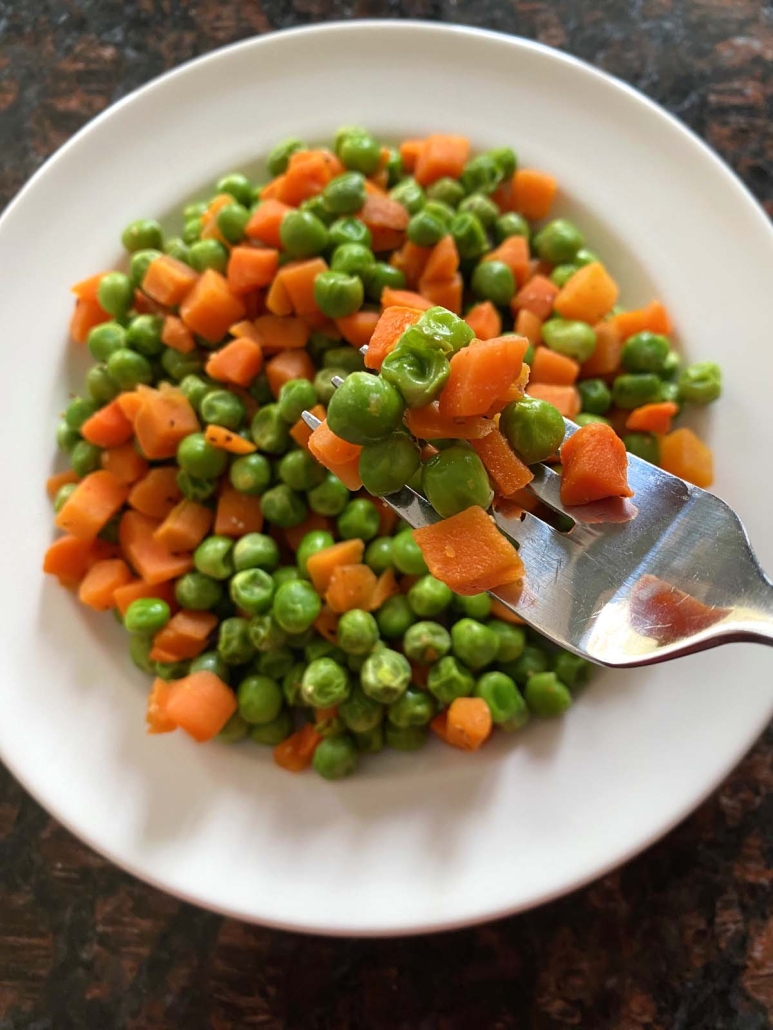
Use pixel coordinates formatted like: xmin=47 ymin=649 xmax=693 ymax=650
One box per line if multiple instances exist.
xmin=45 ymin=127 xmax=720 ymax=779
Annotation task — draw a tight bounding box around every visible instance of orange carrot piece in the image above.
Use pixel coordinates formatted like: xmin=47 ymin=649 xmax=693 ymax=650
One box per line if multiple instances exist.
xmin=153 ymin=500 xmax=213 ymax=553
xmin=325 ymin=564 xmax=378 ymax=613
xmin=142 ymin=255 xmax=198 ymax=306
xmin=390 ymin=240 xmax=432 ymax=289
xmin=554 ymin=263 xmax=619 ymax=325
xmin=360 ymin=193 xmax=409 ymax=252
xmin=265 ymin=349 xmax=316 ymax=397
xmin=70 ymin=297 xmax=109 ymax=344
xmin=150 ymin=610 xmax=218 ymax=662
xmin=610 ymin=300 xmax=673 ymax=340
xmin=115 ymin=391 xmax=144 ymax=424
xmin=313 ymin=605 xmax=339 ymax=644
xmin=214 ymin=482 xmax=264 ymax=538
xmin=471 ymin=429 xmax=534 ymax=496
xmin=46 ymin=469 xmax=79 ymax=499
xmin=146 ymin=678 xmax=176 ymax=734
xmin=306 ymin=539 xmax=365 ymax=594
xmin=404 ymin=403 xmax=496 ymax=441
xmin=253 ymin=314 xmax=309 ymax=351
xmin=273 ymin=723 xmax=322 ymax=772
xmin=484 ymin=235 xmax=530 ymax=287
xmin=515 ymin=308 xmax=543 ymax=347
xmin=128 ymin=466 xmax=182 ymax=521
xmin=511 ymin=169 xmax=557 ymax=220
xmin=334 ymin=310 xmax=380 ymax=349
xmin=484 ymin=363 xmax=531 ymax=418
xmin=625 ymin=401 xmax=678 ymax=435
xmin=419 ymin=235 xmax=459 ymax=284
xmin=205 ymin=337 xmax=263 ymax=387
xmin=278 ymin=149 xmax=341 ymax=206
xmin=511 ymin=275 xmax=560 ymax=321
xmin=80 ymin=398 xmax=134 ymax=449
xmin=659 ymin=428 xmax=713 ymax=488
xmin=284 ymin=511 xmax=333 ymax=552
xmin=380 ymin=287 xmax=433 ymax=311
xmin=226 ymin=246 xmax=279 ymax=294
xmin=70 ymin=272 xmax=106 ymax=302
xmin=273 ymin=258 xmax=328 ymax=318
xmin=199 ymin=193 xmax=233 ymax=244
xmin=203 ymin=425 xmax=256 ymax=455
xmin=366 ymin=568 xmax=400 ymax=611
xmin=420 ymin=273 xmax=463 ymax=315
xmin=413 ymin=505 xmax=525 ymax=596
xmin=43 ymin=535 xmax=114 ymax=588
xmin=530 ymin=347 xmax=580 ymax=386
xmin=445 ymin=697 xmax=493 ymax=751
xmin=439 ymin=336 xmax=529 ymax=418
xmin=163 ymin=671 xmax=237 ymax=742
xmin=160 ymin=314 xmax=195 ymax=354
xmin=365 ymin=305 xmax=422 ymax=370
xmin=399 ymin=139 xmax=425 ymax=172
xmin=245 ymin=198 xmax=293 ymax=248
xmin=120 ymin=509 xmax=194 ymax=585
xmin=464 ymin=301 xmax=501 ymax=341
xmin=414 ymin=134 xmax=470 ymax=186
xmin=290 ymin=403 xmax=326 ymax=450
xmin=307 ymin=420 xmax=363 ymax=491
xmin=133 ymin=383 xmax=199 ymax=460
xmin=113 ymin=579 xmax=176 ymax=617
xmin=526 ymin=383 xmax=581 ymax=420
xmin=100 ymin=444 xmax=148 ymax=485
xmin=180 ymin=269 xmax=246 ymax=344
xmin=491 ymin=180 xmax=515 ymax=212
xmin=580 ymin=320 xmax=623 ymax=377
xmin=430 ymin=711 xmax=450 ymax=743
xmin=78 ymin=557 xmax=133 ymax=611
xmin=54 ymin=470 xmax=129 ymax=541
xmin=559 ymin=422 xmax=634 ymax=505
xmin=489 ymin=597 xmax=526 ymax=624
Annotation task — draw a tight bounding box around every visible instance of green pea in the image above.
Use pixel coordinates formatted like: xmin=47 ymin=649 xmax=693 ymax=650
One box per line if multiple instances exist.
xmin=361 ymin=647 xmax=410 ymax=704
xmin=97 ymin=271 xmax=134 ymax=318
xmin=122 ymin=218 xmax=163 ymax=252
xmin=230 ymin=534 xmax=279 ymax=576
xmin=56 ymin=419 xmax=80 ymax=452
xmin=99 ymin=514 xmax=121 ymax=544
xmin=376 ymin=594 xmax=416 ymax=638
xmin=339 ymin=686 xmax=383 ymax=732
xmin=678 ymin=361 xmax=721 ymax=405
xmin=235 ymin=673 xmax=282 ymax=725
xmin=300 ymin=657 xmax=349 ymax=707
xmin=70 ymin=440 xmax=102 ymax=476
xmin=227 ymin=453 xmax=271 ymax=497
xmin=421 ymin=446 xmax=493 ymax=519
xmin=623 ymin=432 xmax=660 ymax=464
xmin=309 ymin=367 xmax=340 ymax=406
xmin=340 ymin=130 xmax=381 ymax=174
xmin=124 ymin=598 xmax=171 ymax=635
xmin=407 ymin=575 xmax=453 ymax=618
xmin=402 ymin=621 xmax=451 ymax=665
xmin=273 ymin=579 xmax=322 ymax=634
xmin=388 ymin=688 xmax=435 ymax=729
xmin=575 ymin=247 xmax=599 ymax=266
xmin=329 ymin=244 xmax=375 ymax=284
xmin=550 ymin=264 xmax=580 ymax=288
xmin=182 ymin=217 xmax=202 ymax=244
xmin=129 ymin=248 xmax=162 ymax=288
xmin=87 ymin=321 xmax=127 ymax=362
xmin=390 ymin=177 xmax=426 ymax=215
xmin=451 ymin=618 xmax=499 ymax=670
xmin=215 ymin=203 xmax=249 ymax=244
xmin=292 ymin=532 xmax=333 ymax=580
xmin=52 ymin=482 xmax=77 ymax=513
xmin=275 ymin=377 xmax=316 ymax=424
xmin=304 ymin=636 xmax=344 ymax=665
xmin=458 ymin=192 xmax=499 ymax=228
xmin=251 ymin=405 xmax=291 ymax=454
xmin=164 ymin=237 xmax=191 ymax=263
xmin=300 ymin=194 xmax=336 ymax=226
xmin=126 ymin=314 xmax=164 ymax=357
xmin=267 ymin=137 xmax=306 ymax=176
xmin=612 ymin=373 xmax=662 ymax=409
xmin=275 ymin=451 xmax=322 ymax=496
xmin=551 ymin=651 xmax=592 ymax=691
xmin=228 ymin=568 xmax=274 ymax=616
xmin=621 ymin=332 xmax=670 ymax=374
xmin=533 ymin=219 xmax=584 ymax=264
xmin=176 ymin=432 xmax=228 ymax=479
xmin=250 ymin=710 xmax=293 ymax=745
xmin=471 ymin=260 xmax=515 ymax=306
xmin=427 ymin=656 xmax=475 ymax=704
xmin=322 ymin=345 xmax=366 ymax=374
xmin=217 ymin=712 xmax=249 ymax=743
xmin=337 ymin=610 xmax=379 ymax=660
xmin=106 ymin=349 xmax=153 ymax=390
xmin=661 ymin=350 xmax=681 ymax=380
xmin=351 ymin=725 xmax=383 ymax=753
xmin=327 ymin=371 xmax=404 ymax=446
xmin=217 ymin=616 xmax=255 ymax=665
xmin=577 ymin=414 xmax=611 ymax=428
xmin=177 ymin=374 xmax=210 ymax=413
xmin=407 ymin=201 xmax=452 ymax=247
xmin=328 ymin=217 xmax=372 ymax=249
xmin=385 ymin=724 xmax=428 ymax=751
xmin=189 ymin=238 xmax=229 ymax=273
xmin=183 ymin=200 xmax=206 ymax=220
xmin=249 ymin=373 xmax=273 ymax=406
xmin=335 ymin=498 xmax=379 ymax=542
xmin=312 ymin=733 xmax=358 ymax=779
xmin=307 ymin=472 xmax=350 ymax=516
xmin=449 ymin=211 xmax=488 ymax=261
xmin=460 ymin=154 xmax=502 ymax=195
xmin=541 ymin=319 xmax=597 ymax=363
xmin=198 ymin=389 xmax=244 ymax=430
xmin=525 ymin=671 xmax=572 ymax=716
xmin=381 ymin=339 xmax=450 ymax=409
xmin=255 ymin=649 xmax=297 ymax=679
xmin=495 ymin=212 xmax=530 ymax=243
xmin=356 ymin=432 xmax=420 ymax=499
xmin=578 ymin=378 xmax=612 ymax=415
xmin=474 ymin=671 xmax=524 ymax=725
xmin=278 ymin=662 xmax=304 ymax=707
xmin=260 ymin=484 xmax=307 ymax=528
xmin=382 ymin=147 xmax=402 ymax=187
xmin=248 ymin=614 xmax=287 ymax=653
xmin=391 ymin=531 xmax=429 ymax=575
xmin=280 ymin=210 xmax=329 ymax=259
xmin=500 ymin=397 xmax=566 ymax=464
xmin=491 ymin=145 xmax=517 ymax=178
xmin=190 ymin=650 xmax=230 ymax=682
xmin=154 ymin=658 xmax=190 ymax=682
xmin=365 ymin=262 xmax=406 ymax=302
xmin=193 ymin=536 xmax=234 ymax=580
xmin=501 ymin=643 xmax=550 ymax=684
xmin=127 ymin=633 xmax=154 ymax=674
xmin=161 ymin=347 xmax=203 ymax=382
xmin=64 ymin=396 xmax=97 ymax=431
xmin=324 ymin=171 xmax=367 ymax=215
xmin=481 ymin=622 xmax=522 ymax=666
xmin=313 ymin=270 xmax=364 ymax=318
xmin=426 ymin=177 xmax=465 ymax=207
xmin=216 ymin=172 xmax=253 ymax=206
xmin=364 ymin=537 xmax=394 ymax=574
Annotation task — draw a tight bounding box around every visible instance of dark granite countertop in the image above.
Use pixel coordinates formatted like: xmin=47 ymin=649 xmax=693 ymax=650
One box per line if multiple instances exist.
xmin=1 ymin=2 xmax=772 ymax=1027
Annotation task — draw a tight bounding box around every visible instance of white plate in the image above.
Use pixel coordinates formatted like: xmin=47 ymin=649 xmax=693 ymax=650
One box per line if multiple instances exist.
xmin=1 ymin=22 xmax=771 ymax=937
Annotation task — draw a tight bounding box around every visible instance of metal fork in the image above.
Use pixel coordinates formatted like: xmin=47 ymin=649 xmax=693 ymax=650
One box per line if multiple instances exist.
xmin=302 ymin=398 xmax=773 ymax=668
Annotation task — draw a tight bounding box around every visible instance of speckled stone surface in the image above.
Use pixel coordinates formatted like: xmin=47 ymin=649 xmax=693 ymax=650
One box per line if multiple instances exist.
xmin=1 ymin=2 xmax=772 ymax=1027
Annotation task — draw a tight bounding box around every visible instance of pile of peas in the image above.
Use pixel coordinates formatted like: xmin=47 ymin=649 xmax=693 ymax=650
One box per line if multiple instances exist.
xmin=52 ymin=126 xmax=721 ymax=779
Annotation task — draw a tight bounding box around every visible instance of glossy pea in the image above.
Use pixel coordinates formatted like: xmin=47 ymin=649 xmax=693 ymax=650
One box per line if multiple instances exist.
xmin=302 ymin=657 xmax=350 ymax=707
xmin=161 ymin=347 xmax=203 ymax=382
xmin=500 ymin=396 xmax=566 ymax=464
xmin=489 ymin=620 xmax=526 ymax=663
xmin=64 ymin=396 xmax=98 ymax=431
xmin=200 ymin=389 xmax=244 ymax=429
xmin=376 ymin=594 xmax=416 ymax=638
xmin=330 ymin=242 xmax=375 ymax=280
xmin=312 ymin=734 xmax=359 ymax=779
xmin=232 ymin=533 xmax=279 ymax=574
xmin=460 ymin=154 xmax=502 ymax=195
xmin=53 ymin=483 xmax=77 ymax=513
xmin=177 ymin=432 xmax=229 ymax=478
xmin=229 ymin=568 xmax=274 ymax=615
xmin=70 ymin=440 xmax=102 ymax=476
xmin=324 ymin=172 xmax=366 ymax=215
xmin=407 ymin=575 xmax=453 ymax=618
xmin=621 ymin=332 xmax=671 ymax=374
xmin=106 ymin=349 xmax=153 ymax=390
xmin=250 ymin=710 xmax=293 ymax=746
xmin=122 ymin=218 xmax=163 ymax=252
xmin=458 ymin=192 xmax=499 ymax=228
xmin=678 ymin=361 xmax=721 ymax=405
xmin=327 ymin=371 xmax=404 ymax=445
xmin=358 ymin=432 xmax=421 ymax=497
xmin=612 ymin=373 xmax=662 ymax=409
xmin=229 ymin=453 xmax=272 ymax=496
xmin=308 ymin=472 xmax=350 ymax=516
xmin=267 ymin=137 xmax=306 ymax=176
xmin=391 ymin=531 xmax=428 ymax=576
xmin=328 ymin=217 xmax=372 ymax=249
xmin=422 ymin=446 xmax=493 ymax=519
xmin=450 ymin=211 xmax=488 ymax=260
xmin=189 ymin=238 xmax=228 ymax=272
xmin=475 ymin=671 xmax=527 ymax=725
xmin=381 ymin=339 xmax=450 ymax=408
xmin=335 ymin=498 xmax=379 ymax=542
xmin=124 ymin=598 xmax=171 ymax=635
xmin=361 ymin=647 xmax=411 ymax=704
xmin=525 ymin=671 xmax=572 ymax=716
xmin=260 ymin=484 xmax=308 ymax=528
xmin=490 ymin=146 xmax=517 ymax=179
xmin=502 ymin=643 xmax=550 ymax=684
xmin=542 ymin=319 xmax=597 ymax=363
xmin=280 ymin=210 xmax=329 ymax=259
xmin=553 ymin=651 xmax=593 ymax=690
xmin=623 ymin=432 xmax=660 ymax=464
xmin=365 ymin=262 xmax=406 ymax=302
xmin=216 ymin=203 xmax=250 ymax=244
xmin=313 ymin=270 xmax=364 ymax=318
xmin=164 ymin=237 xmax=191 ymax=263
xmin=57 ymin=420 xmax=80 ymax=453
xmin=295 ymin=530 xmax=335 ymax=578
xmin=322 ymin=345 xmax=366 ymax=374
xmin=451 ymin=618 xmax=499 ymax=670
xmin=364 ymin=537 xmax=394 ymax=574
xmin=550 ymin=264 xmax=580 ymax=288
xmin=578 ymin=378 xmax=612 ymax=414
xmin=402 ymin=621 xmax=452 ymax=665
xmin=278 ymin=448 xmax=325 ymax=493
xmin=389 ymin=177 xmax=426 ymax=215
xmin=216 ymin=172 xmax=253 ymax=206
xmin=97 ymin=271 xmax=134 ymax=318
xmin=87 ymin=321 xmax=126 ymax=362
xmin=406 ymin=200 xmax=453 ymax=247
xmin=495 ymin=211 xmax=530 ymax=243
xmin=182 ymin=217 xmax=202 ymax=244
xmin=251 ymin=405 xmax=291 ymax=454
xmin=248 ymin=614 xmax=288 ymax=653
xmin=339 ymin=686 xmax=383 ymax=733
xmin=427 ymin=656 xmax=475 ymax=704
xmin=533 ymin=219 xmax=584 ymax=264
xmin=127 ymin=314 xmax=164 ymax=357
xmin=273 ymin=579 xmax=322 ymax=634
xmin=129 ymin=248 xmax=162 ymax=288
xmin=86 ymin=365 xmax=119 ymax=405
xmin=337 ymin=610 xmax=379 ymax=657
xmin=237 ymin=673 xmax=284 ymax=725
xmin=388 ymin=688 xmax=435 ymax=728
xmin=193 ymin=536 xmax=234 ymax=580
xmin=427 ymin=177 xmax=465 ymax=207
xmin=471 ymin=260 xmax=515 ymax=306
xmin=175 ymin=572 xmax=223 ymax=610
xmin=218 ymin=617 xmax=255 ymax=665
xmin=338 ymin=131 xmax=381 ymax=175
xmin=177 ymin=471 xmax=217 ymax=502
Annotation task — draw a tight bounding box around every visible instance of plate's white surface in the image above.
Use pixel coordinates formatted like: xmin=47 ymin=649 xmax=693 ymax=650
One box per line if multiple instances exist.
xmin=1 ymin=22 xmax=772 ymax=936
